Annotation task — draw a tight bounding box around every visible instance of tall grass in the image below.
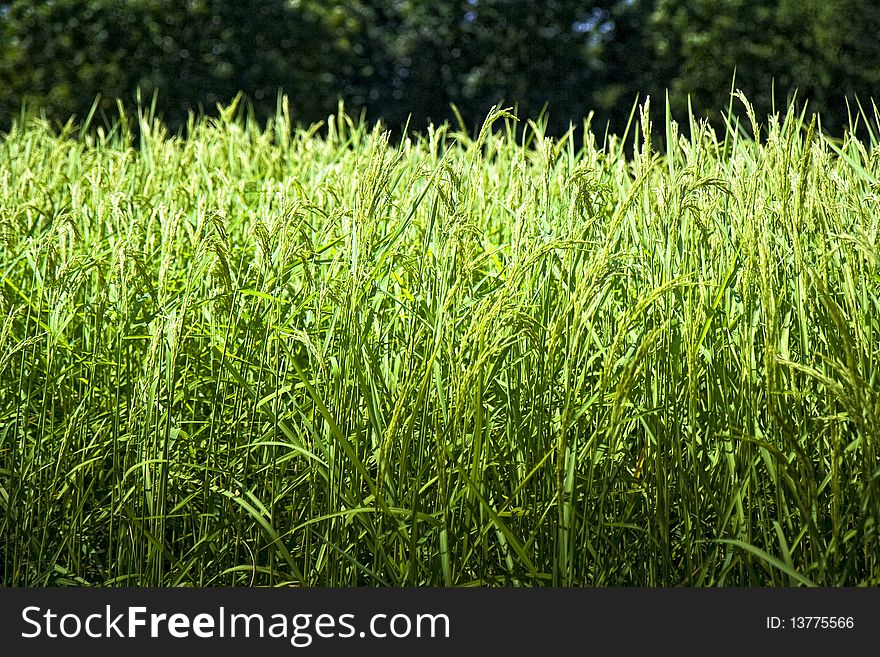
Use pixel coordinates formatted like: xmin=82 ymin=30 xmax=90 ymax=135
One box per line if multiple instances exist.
xmin=1 ymin=94 xmax=879 ymax=586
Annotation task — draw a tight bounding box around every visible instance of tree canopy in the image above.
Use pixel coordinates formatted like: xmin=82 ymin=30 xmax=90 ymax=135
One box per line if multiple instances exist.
xmin=1 ymin=0 xmax=878 ymax=137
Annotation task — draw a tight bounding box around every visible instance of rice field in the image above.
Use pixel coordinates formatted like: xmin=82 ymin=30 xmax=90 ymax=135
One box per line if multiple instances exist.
xmin=1 ymin=95 xmax=879 ymax=586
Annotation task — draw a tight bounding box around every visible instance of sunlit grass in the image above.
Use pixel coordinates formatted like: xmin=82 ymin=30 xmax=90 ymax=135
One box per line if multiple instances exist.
xmin=1 ymin=94 xmax=879 ymax=586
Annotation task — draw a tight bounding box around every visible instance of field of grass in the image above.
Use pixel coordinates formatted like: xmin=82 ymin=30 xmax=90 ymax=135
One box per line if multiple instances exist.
xmin=1 ymin=95 xmax=879 ymax=586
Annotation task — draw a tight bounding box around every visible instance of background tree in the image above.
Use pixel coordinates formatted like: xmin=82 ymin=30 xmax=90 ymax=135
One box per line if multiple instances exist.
xmin=0 ymin=0 xmax=349 ymax=130
xmin=1 ymin=0 xmax=879 ymax=138
xmin=338 ymin=0 xmax=621 ymax=135
xmin=649 ymin=0 xmax=880 ymax=134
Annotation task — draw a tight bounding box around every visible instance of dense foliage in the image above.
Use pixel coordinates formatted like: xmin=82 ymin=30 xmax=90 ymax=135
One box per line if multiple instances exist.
xmin=1 ymin=98 xmax=879 ymax=585
xmin=2 ymin=1 xmax=879 ymax=136
xmin=651 ymin=0 xmax=880 ymax=134
xmin=0 ymin=0 xmax=344 ymax=128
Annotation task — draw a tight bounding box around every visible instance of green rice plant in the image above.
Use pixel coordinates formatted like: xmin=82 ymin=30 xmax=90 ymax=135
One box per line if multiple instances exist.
xmin=1 ymin=95 xmax=878 ymax=586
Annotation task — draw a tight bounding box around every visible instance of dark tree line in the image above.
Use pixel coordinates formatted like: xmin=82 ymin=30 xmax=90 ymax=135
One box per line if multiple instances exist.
xmin=1 ymin=0 xmax=878 ymax=138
